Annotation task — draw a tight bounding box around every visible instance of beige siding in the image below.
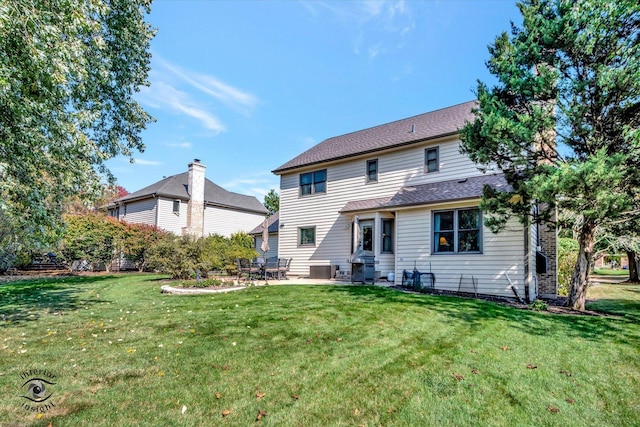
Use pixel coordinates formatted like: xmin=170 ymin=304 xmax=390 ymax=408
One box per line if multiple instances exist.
xmin=394 ymin=204 xmax=526 ymax=298
xmin=121 ymin=198 xmax=157 ymax=226
xmin=278 ymin=136 xmax=491 ymax=279
xmin=157 ymin=197 xmax=187 ymax=235
xmin=203 ymin=207 xmax=265 ymax=237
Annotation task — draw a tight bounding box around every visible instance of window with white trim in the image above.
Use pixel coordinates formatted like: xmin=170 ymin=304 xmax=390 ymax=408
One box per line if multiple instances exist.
xmin=366 ymin=159 xmax=378 ymax=182
xmin=433 ymin=208 xmax=481 ymax=254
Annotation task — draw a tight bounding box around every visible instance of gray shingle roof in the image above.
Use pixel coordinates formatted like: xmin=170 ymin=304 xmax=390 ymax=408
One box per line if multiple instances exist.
xmin=273 ymin=100 xmax=477 ymax=174
xmin=249 ymin=211 xmax=279 ymax=234
xmin=340 ymin=174 xmax=511 ymax=213
xmin=111 ymin=172 xmax=268 ymax=214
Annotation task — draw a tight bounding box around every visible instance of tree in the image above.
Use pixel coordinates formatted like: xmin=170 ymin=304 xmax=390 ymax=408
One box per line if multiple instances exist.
xmin=460 ymin=0 xmax=640 ymax=310
xmin=263 ymin=189 xmax=280 ymax=216
xmin=120 ymin=222 xmax=169 ymax=272
xmin=0 ymin=0 xmax=155 ymax=247
xmin=59 ymin=213 xmax=124 ymax=271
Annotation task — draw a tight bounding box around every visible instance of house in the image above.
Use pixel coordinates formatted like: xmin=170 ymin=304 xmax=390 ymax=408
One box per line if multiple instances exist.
xmin=272 ymin=101 xmax=557 ymax=299
xmin=108 ymin=160 xmax=268 ymax=237
xmin=249 ymin=211 xmax=279 ymax=259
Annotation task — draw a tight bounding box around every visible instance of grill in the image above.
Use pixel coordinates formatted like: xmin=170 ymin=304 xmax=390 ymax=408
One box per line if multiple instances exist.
xmin=350 ymin=249 xmax=375 ymax=284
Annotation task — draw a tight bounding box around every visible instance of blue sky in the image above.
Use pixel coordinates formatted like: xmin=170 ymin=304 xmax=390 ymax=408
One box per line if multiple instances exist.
xmin=107 ymin=0 xmax=522 ymax=202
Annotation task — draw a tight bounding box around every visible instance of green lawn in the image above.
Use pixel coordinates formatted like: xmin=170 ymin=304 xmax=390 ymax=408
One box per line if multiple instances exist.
xmin=592 ymin=268 xmax=630 ymax=276
xmin=1 ymin=275 xmax=638 ymax=426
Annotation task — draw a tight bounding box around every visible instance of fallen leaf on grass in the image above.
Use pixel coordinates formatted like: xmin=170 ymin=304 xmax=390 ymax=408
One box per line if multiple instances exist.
xmin=453 ymin=373 xmax=465 ymax=380
xmin=471 ymin=369 xmax=479 ymax=374
xmin=215 ymin=392 xmax=221 ymax=399
xmin=566 ymin=398 xmax=575 ymax=404
xmin=291 ymin=394 xmax=300 ymax=400
xmin=547 ymin=406 xmax=560 ymax=413
xmin=336 ymin=337 xmax=343 ymax=342
xmin=222 ymin=409 xmax=232 ymax=417
xmin=222 ymin=364 xmax=230 ymax=371
xmin=527 ymin=364 xmax=538 ymax=369
xmin=256 ymin=409 xmax=267 ymax=421
xmin=387 ymin=408 xmax=394 ymax=414
xmin=560 ymin=370 xmax=572 ymax=377
xmin=500 ymin=346 xmax=509 ymax=351
xmin=256 ymin=391 xmax=266 ymax=400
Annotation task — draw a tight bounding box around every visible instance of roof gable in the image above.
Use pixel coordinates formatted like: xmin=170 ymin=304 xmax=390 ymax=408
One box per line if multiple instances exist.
xmin=111 ymin=172 xmax=267 ymax=214
xmin=273 ymin=100 xmax=476 ymax=174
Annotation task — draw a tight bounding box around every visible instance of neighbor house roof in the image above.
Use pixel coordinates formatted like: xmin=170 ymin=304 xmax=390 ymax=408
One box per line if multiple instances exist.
xmin=249 ymin=211 xmax=279 ymax=235
xmin=340 ymin=174 xmax=511 ymax=213
xmin=273 ymin=100 xmax=476 ymax=174
xmin=108 ymin=172 xmax=268 ymax=215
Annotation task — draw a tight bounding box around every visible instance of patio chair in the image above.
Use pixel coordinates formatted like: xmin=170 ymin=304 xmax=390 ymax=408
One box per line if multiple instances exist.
xmin=236 ymin=257 xmax=253 ymax=280
xmin=264 ymin=257 xmax=279 ymax=279
xmin=277 ymin=258 xmax=292 ymax=280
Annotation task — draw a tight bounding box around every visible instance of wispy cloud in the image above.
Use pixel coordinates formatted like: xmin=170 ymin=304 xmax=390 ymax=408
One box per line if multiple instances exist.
xmin=302 ymin=0 xmax=414 ymax=59
xmin=133 ymin=159 xmax=163 ymax=166
xmin=138 ymin=81 xmax=225 ymax=132
xmin=156 ymin=57 xmax=260 ymax=116
xmin=164 ymin=142 xmax=193 ymax=149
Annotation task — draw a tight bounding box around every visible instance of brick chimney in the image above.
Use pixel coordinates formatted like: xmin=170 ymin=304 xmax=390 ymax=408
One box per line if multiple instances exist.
xmin=185 ymin=159 xmax=205 ymax=237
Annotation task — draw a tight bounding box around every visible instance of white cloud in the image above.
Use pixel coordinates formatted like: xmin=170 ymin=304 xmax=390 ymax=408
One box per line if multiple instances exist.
xmin=138 ymin=82 xmax=225 ymax=133
xmin=156 ymin=56 xmax=259 ymax=116
xmin=164 ymin=142 xmax=193 ymax=149
xmin=133 ymin=159 xmax=163 ymax=166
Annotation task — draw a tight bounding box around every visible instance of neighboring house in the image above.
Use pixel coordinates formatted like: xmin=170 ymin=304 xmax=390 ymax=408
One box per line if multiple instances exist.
xmin=108 ymin=160 xmax=268 ymax=238
xmin=272 ymin=101 xmax=557 ymax=299
xmin=249 ymin=211 xmax=280 ymax=260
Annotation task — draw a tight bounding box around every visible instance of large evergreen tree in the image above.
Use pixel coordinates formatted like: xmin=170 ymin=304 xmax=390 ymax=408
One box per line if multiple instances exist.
xmin=0 ymin=0 xmax=155 ymax=247
xmin=460 ymin=0 xmax=640 ymax=310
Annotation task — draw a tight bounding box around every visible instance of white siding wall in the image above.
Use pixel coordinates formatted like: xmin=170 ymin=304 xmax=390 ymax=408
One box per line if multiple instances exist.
xmin=121 ymin=198 xmax=157 ymax=226
xmin=394 ymin=202 xmax=526 ymax=298
xmin=157 ymin=197 xmax=187 ymax=235
xmin=278 ymin=136 xmax=492 ymax=279
xmin=203 ymin=207 xmax=265 ymax=238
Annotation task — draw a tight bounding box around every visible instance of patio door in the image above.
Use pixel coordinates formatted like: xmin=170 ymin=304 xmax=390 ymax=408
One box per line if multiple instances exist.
xmin=359 ymin=220 xmax=374 ymax=252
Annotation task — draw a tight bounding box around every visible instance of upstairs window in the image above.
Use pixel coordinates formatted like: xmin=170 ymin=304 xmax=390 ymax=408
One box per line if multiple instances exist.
xmin=425 ymin=147 xmax=439 ymax=173
xmin=366 ymin=159 xmax=378 ymax=182
xmin=433 ymin=208 xmax=481 ymax=254
xmin=173 ymin=200 xmax=180 ymax=215
xmin=300 ymin=169 xmax=327 ymax=196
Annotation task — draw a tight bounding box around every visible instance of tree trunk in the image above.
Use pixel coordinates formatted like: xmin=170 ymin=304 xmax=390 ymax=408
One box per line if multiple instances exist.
xmin=627 ymin=250 xmax=639 ymax=283
xmin=565 ymin=219 xmax=596 ymax=311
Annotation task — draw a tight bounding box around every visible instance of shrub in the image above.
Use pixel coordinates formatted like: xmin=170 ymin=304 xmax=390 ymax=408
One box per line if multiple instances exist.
xmin=558 ymin=237 xmax=579 ymax=296
xmin=202 ymin=232 xmax=258 ymax=275
xmin=146 ymin=235 xmax=207 ymax=280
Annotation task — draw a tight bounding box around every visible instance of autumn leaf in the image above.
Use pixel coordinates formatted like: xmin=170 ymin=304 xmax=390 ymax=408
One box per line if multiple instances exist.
xmin=471 ymin=369 xmax=479 ymax=374
xmin=256 ymin=391 xmax=266 ymax=400
xmin=453 ymin=373 xmax=464 ymax=380
xmin=256 ymin=409 xmax=268 ymax=421
xmin=560 ymin=370 xmax=572 ymax=377
xmin=291 ymin=394 xmax=300 ymax=400
xmin=215 ymin=392 xmax=222 ymax=399
xmin=567 ymin=398 xmax=575 ymax=404
xmin=222 ymin=409 xmax=232 ymax=417
xmin=222 ymin=364 xmax=230 ymax=371
xmin=547 ymin=406 xmax=560 ymax=413
xmin=336 ymin=337 xmax=343 ymax=342
xmin=527 ymin=364 xmax=538 ymax=369
xmin=500 ymin=346 xmax=509 ymax=351
xmin=387 ymin=408 xmax=394 ymax=414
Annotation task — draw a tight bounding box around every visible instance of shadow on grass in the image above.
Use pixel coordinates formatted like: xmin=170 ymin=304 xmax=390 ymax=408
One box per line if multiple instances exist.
xmin=327 ymin=285 xmax=640 ymax=346
xmin=0 ymin=275 xmax=115 ymax=326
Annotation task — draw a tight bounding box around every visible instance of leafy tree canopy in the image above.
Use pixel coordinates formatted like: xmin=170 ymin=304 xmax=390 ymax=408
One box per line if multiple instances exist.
xmin=0 ymin=0 xmax=155 ymax=246
xmin=460 ymin=0 xmax=640 ymax=309
xmin=263 ymin=189 xmax=279 ymax=216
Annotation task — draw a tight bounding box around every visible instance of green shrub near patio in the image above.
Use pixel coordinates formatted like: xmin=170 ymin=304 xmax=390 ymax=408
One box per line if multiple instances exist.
xmin=1 ymin=275 xmax=638 ymax=426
